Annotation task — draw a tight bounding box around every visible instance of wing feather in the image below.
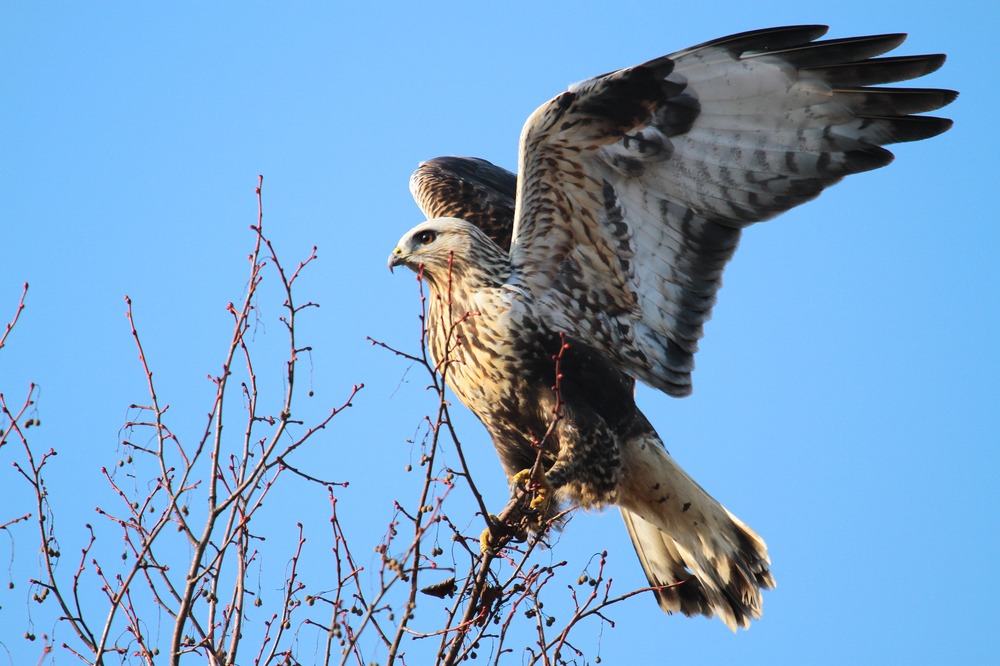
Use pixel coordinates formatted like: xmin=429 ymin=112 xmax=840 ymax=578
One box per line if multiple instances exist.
xmin=509 ymin=26 xmax=955 ymax=395
xmin=665 ymin=25 xmax=831 ymax=58
xmin=805 ymin=54 xmax=948 ymax=86
xmin=409 ymin=156 xmax=517 ymax=251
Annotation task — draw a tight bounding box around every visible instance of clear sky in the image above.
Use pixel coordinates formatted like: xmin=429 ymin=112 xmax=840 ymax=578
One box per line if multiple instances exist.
xmin=2 ymin=2 xmax=997 ymax=664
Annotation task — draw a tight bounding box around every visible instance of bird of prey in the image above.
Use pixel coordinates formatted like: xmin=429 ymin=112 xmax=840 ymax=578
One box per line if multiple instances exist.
xmin=389 ymin=26 xmax=954 ymax=630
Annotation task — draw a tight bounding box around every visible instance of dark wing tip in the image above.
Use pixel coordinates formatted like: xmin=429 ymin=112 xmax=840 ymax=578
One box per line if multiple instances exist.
xmin=921 ymin=53 xmax=948 ymax=75
xmin=902 ymin=115 xmax=955 ymax=141
xmin=805 ymin=53 xmax=950 ymax=87
xmin=834 ymin=87 xmax=958 ymax=116
xmin=866 ymin=115 xmax=956 ymax=144
xmin=746 ymin=32 xmax=909 ymax=68
xmin=685 ymin=25 xmax=830 ymax=56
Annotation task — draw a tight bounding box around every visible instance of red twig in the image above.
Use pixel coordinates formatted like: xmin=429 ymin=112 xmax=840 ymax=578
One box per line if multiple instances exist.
xmin=0 ymin=282 xmax=28 ymax=351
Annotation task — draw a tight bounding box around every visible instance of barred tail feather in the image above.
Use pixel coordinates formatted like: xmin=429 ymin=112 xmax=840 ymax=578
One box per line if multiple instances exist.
xmin=617 ymin=426 xmax=774 ymax=631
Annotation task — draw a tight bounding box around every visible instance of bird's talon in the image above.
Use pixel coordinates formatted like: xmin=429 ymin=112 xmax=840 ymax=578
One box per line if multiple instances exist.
xmin=529 ymin=484 xmax=550 ymax=514
xmin=479 ymin=514 xmax=501 ymax=553
xmin=479 ymin=527 xmax=493 ymax=553
xmin=510 ymin=468 xmax=533 ymax=490
xmin=511 ymin=468 xmax=552 ymax=517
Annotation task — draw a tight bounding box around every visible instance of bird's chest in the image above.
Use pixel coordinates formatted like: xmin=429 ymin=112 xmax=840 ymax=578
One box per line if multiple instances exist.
xmin=426 ymin=286 xmax=555 ymax=430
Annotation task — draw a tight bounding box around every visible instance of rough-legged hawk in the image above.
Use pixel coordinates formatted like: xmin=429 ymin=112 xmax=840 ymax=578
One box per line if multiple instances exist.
xmin=389 ymin=25 xmax=954 ymax=630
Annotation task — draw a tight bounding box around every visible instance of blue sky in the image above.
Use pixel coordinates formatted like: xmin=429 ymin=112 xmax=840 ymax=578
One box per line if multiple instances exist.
xmin=2 ymin=2 xmax=997 ymax=664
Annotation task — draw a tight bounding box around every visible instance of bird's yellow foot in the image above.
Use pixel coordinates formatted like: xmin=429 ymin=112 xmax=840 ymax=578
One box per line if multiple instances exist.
xmin=478 ymin=470 xmax=553 ymax=553
xmin=510 ymin=468 xmax=552 ymax=517
xmin=479 ymin=513 xmax=529 ymax=553
xmin=479 ymin=514 xmax=501 ymax=553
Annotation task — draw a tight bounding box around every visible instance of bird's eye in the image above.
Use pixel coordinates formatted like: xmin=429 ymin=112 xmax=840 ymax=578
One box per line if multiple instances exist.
xmin=416 ymin=230 xmax=436 ymax=245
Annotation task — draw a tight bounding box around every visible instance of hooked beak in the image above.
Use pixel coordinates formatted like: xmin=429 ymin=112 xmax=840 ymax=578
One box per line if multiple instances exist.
xmin=388 ymin=246 xmax=406 ymax=273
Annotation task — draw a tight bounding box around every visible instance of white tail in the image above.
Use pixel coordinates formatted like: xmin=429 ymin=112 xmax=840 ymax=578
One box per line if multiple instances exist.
xmin=616 ymin=428 xmax=774 ymax=631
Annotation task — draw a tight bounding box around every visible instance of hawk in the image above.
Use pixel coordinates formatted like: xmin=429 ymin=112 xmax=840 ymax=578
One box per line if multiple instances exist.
xmin=389 ymin=26 xmax=954 ymax=630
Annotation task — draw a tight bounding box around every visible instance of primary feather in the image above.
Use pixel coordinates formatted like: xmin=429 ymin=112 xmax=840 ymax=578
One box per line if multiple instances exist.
xmin=391 ymin=26 xmax=954 ymax=630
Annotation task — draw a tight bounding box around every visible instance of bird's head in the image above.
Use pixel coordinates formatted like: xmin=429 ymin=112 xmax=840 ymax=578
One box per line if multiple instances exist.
xmin=389 ymin=217 xmax=495 ymax=282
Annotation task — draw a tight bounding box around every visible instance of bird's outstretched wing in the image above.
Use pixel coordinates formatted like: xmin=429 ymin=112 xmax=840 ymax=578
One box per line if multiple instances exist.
xmin=410 ymin=156 xmax=518 ymax=252
xmin=508 ymin=25 xmax=956 ymax=396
